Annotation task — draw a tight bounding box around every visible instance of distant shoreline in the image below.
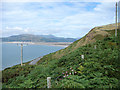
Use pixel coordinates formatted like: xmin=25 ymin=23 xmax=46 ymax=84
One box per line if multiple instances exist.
xmin=2 ymin=41 xmax=72 ymax=47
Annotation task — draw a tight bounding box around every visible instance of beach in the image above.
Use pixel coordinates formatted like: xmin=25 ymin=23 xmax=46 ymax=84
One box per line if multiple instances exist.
xmin=3 ymin=42 xmax=72 ymax=47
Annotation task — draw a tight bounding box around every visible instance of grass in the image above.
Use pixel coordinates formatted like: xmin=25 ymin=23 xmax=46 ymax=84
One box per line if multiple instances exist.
xmin=2 ymin=36 xmax=120 ymax=88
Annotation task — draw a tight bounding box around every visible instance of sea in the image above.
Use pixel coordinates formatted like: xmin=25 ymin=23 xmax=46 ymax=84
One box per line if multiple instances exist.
xmin=1 ymin=43 xmax=65 ymax=70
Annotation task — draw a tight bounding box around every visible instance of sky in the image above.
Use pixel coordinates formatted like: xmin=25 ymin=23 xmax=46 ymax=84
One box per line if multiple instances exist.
xmin=1 ymin=0 xmax=118 ymax=38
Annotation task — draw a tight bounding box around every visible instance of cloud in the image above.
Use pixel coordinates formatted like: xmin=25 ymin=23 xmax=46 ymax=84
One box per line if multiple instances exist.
xmin=24 ymin=27 xmax=30 ymax=32
xmin=2 ymin=0 xmax=119 ymax=2
xmin=42 ymin=2 xmax=115 ymax=37
xmin=6 ymin=26 xmax=23 ymax=30
xmin=2 ymin=2 xmax=116 ymax=38
xmin=3 ymin=27 xmax=32 ymax=37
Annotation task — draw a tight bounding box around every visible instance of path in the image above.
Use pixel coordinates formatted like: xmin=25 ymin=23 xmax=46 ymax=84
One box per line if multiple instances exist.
xmin=29 ymin=56 xmax=43 ymax=65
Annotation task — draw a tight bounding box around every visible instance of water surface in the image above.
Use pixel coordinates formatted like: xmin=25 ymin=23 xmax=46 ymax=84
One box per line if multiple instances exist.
xmin=2 ymin=43 xmax=64 ymax=70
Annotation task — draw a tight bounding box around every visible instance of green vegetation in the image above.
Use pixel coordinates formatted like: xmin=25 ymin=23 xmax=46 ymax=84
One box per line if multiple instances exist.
xmin=2 ymin=36 xmax=120 ymax=88
xmin=2 ymin=23 xmax=120 ymax=88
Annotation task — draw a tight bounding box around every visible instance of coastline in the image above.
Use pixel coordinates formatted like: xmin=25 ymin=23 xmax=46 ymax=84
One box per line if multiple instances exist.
xmin=2 ymin=41 xmax=69 ymax=70
xmin=2 ymin=41 xmax=72 ymax=47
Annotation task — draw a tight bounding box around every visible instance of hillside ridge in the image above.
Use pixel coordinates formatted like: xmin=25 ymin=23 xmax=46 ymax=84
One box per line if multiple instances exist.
xmin=38 ymin=23 xmax=120 ymax=61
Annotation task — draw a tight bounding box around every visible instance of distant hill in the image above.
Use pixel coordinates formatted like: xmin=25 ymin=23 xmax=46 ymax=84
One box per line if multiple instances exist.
xmin=1 ymin=34 xmax=77 ymax=42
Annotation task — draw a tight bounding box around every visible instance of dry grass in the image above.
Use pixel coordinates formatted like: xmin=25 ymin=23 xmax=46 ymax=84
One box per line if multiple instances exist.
xmin=38 ymin=23 xmax=120 ymax=62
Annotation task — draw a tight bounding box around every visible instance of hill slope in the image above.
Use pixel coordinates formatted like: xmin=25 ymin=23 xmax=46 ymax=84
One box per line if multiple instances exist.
xmin=1 ymin=34 xmax=77 ymax=42
xmin=37 ymin=23 xmax=120 ymax=61
xmin=2 ymin=23 xmax=120 ymax=88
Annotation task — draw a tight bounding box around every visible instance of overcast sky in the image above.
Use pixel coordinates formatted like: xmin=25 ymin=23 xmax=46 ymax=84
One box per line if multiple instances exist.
xmin=1 ymin=1 xmax=117 ymax=38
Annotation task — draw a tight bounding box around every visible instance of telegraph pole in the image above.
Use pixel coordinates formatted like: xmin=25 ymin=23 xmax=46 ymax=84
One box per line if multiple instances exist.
xmin=17 ymin=43 xmax=28 ymax=66
xmin=21 ymin=44 xmax=23 ymax=66
xmin=115 ymin=2 xmax=118 ymax=37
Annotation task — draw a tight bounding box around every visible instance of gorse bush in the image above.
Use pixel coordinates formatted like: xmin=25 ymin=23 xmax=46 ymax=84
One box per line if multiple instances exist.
xmin=2 ymin=36 xmax=120 ymax=88
xmin=2 ymin=65 xmax=35 ymax=83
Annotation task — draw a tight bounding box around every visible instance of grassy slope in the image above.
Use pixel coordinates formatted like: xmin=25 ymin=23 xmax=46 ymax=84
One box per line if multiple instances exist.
xmin=2 ymin=23 xmax=120 ymax=88
xmin=37 ymin=23 xmax=120 ymax=63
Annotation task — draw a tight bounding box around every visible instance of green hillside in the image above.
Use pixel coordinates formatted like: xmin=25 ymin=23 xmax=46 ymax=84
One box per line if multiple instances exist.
xmin=37 ymin=23 xmax=120 ymax=62
xmin=2 ymin=23 xmax=120 ymax=88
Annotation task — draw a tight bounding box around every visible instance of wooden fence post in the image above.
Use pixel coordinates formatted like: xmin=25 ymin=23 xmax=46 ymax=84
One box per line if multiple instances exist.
xmin=81 ymin=55 xmax=84 ymax=59
xmin=47 ymin=77 xmax=51 ymax=88
xmin=94 ymin=45 xmax=97 ymax=49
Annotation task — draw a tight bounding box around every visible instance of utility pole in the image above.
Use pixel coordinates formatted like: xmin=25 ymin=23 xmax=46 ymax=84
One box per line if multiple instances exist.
xmin=115 ymin=2 xmax=118 ymax=37
xmin=17 ymin=43 xmax=28 ymax=66
xmin=21 ymin=44 xmax=23 ymax=66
